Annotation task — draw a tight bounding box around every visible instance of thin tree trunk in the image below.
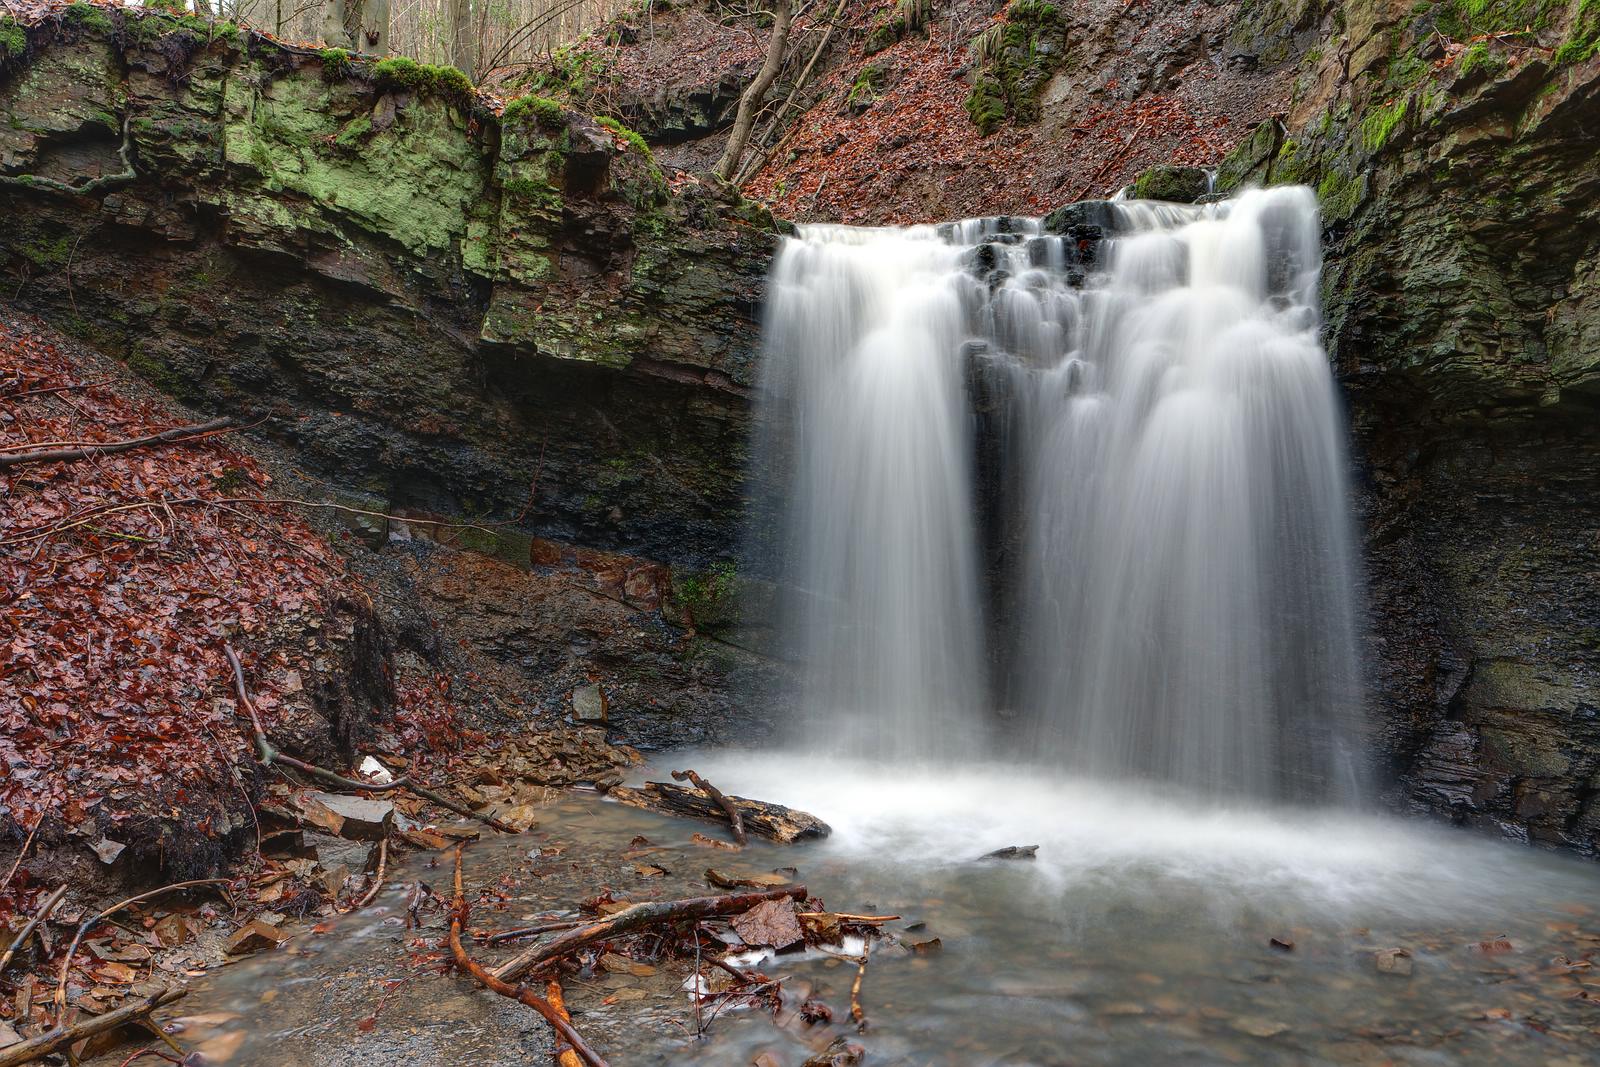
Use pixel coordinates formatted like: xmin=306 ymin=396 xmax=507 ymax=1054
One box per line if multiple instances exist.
xmin=322 ymin=0 xmax=349 ymax=47
xmin=713 ymin=0 xmax=793 ymax=182
xmin=360 ymin=0 xmax=390 ymax=53
xmin=449 ymin=0 xmax=475 ymax=79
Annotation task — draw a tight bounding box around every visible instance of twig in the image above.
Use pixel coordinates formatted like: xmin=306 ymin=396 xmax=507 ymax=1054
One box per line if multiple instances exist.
xmin=352 ymin=837 xmax=388 ymax=909
xmin=4 ymin=989 xmax=187 ymax=1067
xmin=0 ymin=883 xmax=67 ymax=976
xmin=115 ymin=1049 xmax=185 ymax=1067
xmin=0 ymin=417 xmax=236 ymax=470
xmin=0 ymin=816 xmax=40 ymax=894
xmin=0 ymin=376 xmax=110 ymax=401
xmin=850 ymin=946 xmax=869 ymax=1031
xmin=53 ymin=882 xmax=227 ymax=1023
xmin=545 ymin=979 xmax=583 ymax=1067
xmin=670 ymin=769 xmax=746 ymax=845
xmin=448 ymin=846 xmax=609 ymax=1067
xmin=492 ymin=885 xmax=807 ymax=984
xmin=223 ymin=643 xmax=517 ymax=833
xmin=485 ymin=919 xmax=584 ymax=945
xmin=797 ymin=912 xmax=899 ymax=923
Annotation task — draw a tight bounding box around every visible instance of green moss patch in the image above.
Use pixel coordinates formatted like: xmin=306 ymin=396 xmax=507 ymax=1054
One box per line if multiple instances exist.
xmin=962 ymin=0 xmax=1068 ymax=136
xmin=62 ymin=3 xmax=114 ymax=35
xmin=1361 ymin=97 xmax=1409 ymax=152
xmin=864 ymin=0 xmax=930 ymax=55
xmin=371 ymin=57 xmax=475 ymax=105
xmin=502 ymin=94 xmax=564 ymax=128
xmin=513 ymin=44 xmax=613 ymax=104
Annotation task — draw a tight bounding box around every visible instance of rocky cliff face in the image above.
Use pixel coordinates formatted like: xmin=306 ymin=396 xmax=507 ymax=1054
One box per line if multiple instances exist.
xmin=1207 ymin=0 xmax=1600 ymax=851
xmin=0 ymin=6 xmax=782 ymax=566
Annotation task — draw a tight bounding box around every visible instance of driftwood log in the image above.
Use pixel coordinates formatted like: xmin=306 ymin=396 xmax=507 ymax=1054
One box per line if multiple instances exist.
xmin=608 ymin=782 xmax=830 ymax=843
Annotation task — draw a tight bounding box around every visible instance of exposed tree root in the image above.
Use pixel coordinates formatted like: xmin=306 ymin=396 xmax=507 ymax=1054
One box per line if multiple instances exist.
xmin=448 ymin=846 xmax=609 ymax=1067
xmin=352 ymin=837 xmax=388 ymax=909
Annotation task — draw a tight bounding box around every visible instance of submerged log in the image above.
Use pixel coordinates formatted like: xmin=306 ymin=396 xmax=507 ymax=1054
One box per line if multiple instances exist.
xmin=607 ymin=782 xmax=830 ymax=843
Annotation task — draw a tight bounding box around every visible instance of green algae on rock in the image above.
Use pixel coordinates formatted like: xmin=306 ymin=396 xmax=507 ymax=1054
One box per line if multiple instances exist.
xmin=0 ymin=10 xmax=782 ymax=567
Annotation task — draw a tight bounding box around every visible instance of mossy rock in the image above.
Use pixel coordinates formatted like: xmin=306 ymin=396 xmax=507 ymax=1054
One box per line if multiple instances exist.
xmin=962 ymin=0 xmax=1068 ymax=136
xmin=1128 ymin=164 xmax=1211 ymax=202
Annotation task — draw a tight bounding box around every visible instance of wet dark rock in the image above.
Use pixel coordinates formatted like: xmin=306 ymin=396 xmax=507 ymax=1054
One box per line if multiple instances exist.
xmin=1127 ymin=164 xmax=1211 ymax=203
xmin=981 ymin=844 xmax=1039 ymax=860
xmin=572 ymin=684 xmax=609 ymax=724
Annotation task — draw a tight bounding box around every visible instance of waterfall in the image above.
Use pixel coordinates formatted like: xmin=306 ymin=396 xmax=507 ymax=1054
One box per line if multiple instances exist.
xmin=753 ymin=187 xmax=1364 ymax=799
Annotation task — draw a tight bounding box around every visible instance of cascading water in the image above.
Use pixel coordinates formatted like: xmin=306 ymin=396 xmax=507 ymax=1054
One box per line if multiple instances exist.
xmin=754 ymin=186 xmax=1364 ymax=799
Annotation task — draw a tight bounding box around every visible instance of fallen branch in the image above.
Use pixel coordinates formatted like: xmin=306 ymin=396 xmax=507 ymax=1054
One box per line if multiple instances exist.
xmin=850 ymin=947 xmax=869 ymax=1031
xmin=485 ymin=919 xmax=584 ymax=945
xmin=352 ymin=837 xmax=388 ymax=909
xmin=224 ymin=643 xmax=517 ymax=833
xmin=545 ymin=979 xmax=583 ymax=1067
xmin=0 ymin=376 xmax=110 ymax=401
xmin=0 ymin=417 xmax=236 ymax=471
xmin=4 ymin=988 xmax=187 ymax=1067
xmin=448 ymin=846 xmax=608 ymax=1067
xmin=670 ymin=769 xmax=746 ymax=845
xmin=492 ymin=884 xmax=807 ymax=984
xmin=0 ymin=883 xmax=66 ymax=977
xmin=0 ymin=817 xmax=40 ymax=894
xmin=53 ymin=881 xmax=227 ymax=1023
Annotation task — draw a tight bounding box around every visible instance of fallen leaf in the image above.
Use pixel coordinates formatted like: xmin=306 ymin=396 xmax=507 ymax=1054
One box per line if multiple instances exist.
xmin=90 ymin=838 xmax=126 ymax=864
xmin=732 ymin=897 xmax=803 ymax=950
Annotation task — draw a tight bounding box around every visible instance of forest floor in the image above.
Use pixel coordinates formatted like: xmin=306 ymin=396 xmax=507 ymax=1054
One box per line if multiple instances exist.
xmin=0 ymin=311 xmax=781 ymax=1064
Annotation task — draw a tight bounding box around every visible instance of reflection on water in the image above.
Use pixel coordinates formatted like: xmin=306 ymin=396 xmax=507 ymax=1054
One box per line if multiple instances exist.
xmin=171 ymin=754 xmax=1600 ymax=1066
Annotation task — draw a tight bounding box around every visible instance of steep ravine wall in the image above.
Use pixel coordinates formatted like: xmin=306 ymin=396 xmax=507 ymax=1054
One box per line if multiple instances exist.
xmin=1205 ymin=0 xmax=1600 ymax=853
xmin=2 ymin=6 xmax=1598 ymax=855
xmin=0 ymin=7 xmax=781 ymax=565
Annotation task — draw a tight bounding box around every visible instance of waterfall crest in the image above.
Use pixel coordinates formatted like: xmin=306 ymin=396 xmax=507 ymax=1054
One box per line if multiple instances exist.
xmin=753 ymin=187 xmax=1363 ymax=798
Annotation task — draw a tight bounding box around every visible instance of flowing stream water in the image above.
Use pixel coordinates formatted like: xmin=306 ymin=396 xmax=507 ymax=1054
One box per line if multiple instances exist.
xmin=156 ymin=190 xmax=1600 ymax=1064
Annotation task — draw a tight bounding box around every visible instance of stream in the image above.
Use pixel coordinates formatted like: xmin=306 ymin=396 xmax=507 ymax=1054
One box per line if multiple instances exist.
xmin=164 ymin=752 xmax=1600 ymax=1066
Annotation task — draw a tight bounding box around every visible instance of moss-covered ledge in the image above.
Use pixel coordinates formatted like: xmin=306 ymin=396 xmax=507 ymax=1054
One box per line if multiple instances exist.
xmin=0 ymin=7 xmax=790 ymax=564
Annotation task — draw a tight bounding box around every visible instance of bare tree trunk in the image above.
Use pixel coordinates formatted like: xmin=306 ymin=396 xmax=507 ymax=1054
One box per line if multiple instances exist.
xmin=322 ymin=0 xmax=349 ymax=47
xmin=712 ymin=0 xmax=793 ymax=183
xmin=360 ymin=0 xmax=390 ymax=53
xmin=449 ymin=0 xmax=475 ymax=79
